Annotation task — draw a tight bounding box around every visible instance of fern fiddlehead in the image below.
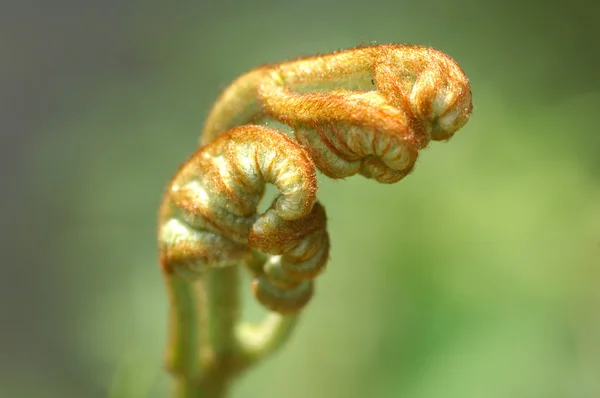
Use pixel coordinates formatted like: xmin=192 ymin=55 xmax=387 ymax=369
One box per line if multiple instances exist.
xmin=158 ymin=44 xmax=472 ymax=397
xmin=202 ymin=45 xmax=472 ymax=181
xmin=160 ymin=125 xmax=328 ymax=312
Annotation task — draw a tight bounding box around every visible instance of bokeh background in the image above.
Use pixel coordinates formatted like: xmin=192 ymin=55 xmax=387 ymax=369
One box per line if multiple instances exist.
xmin=2 ymin=1 xmax=600 ymax=397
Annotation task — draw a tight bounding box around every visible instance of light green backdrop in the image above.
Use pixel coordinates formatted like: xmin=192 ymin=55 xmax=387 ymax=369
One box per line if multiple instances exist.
xmin=3 ymin=1 xmax=599 ymax=397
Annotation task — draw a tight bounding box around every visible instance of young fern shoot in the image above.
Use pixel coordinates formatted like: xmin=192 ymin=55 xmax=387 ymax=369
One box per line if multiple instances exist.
xmin=158 ymin=43 xmax=473 ymax=397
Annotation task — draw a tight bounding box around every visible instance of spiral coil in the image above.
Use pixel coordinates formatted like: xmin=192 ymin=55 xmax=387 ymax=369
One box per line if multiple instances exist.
xmin=159 ymin=44 xmax=472 ymax=313
xmin=159 ymin=126 xmax=329 ymax=313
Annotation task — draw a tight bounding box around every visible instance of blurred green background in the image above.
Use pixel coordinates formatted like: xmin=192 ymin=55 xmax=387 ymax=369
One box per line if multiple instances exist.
xmin=2 ymin=1 xmax=599 ymax=397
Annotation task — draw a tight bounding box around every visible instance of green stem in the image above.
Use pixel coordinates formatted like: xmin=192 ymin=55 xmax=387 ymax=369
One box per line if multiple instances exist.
xmin=167 ymin=264 xmax=300 ymax=398
xmin=236 ymin=313 xmax=299 ymax=367
xmin=173 ymin=376 xmax=227 ymax=398
xmin=169 ymin=266 xmax=240 ymax=398
xmin=164 ymin=274 xmax=204 ymax=380
xmin=205 ymin=266 xmax=240 ymax=362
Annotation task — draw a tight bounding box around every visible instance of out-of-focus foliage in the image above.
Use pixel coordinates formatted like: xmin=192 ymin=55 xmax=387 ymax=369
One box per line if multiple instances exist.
xmin=2 ymin=1 xmax=599 ymax=398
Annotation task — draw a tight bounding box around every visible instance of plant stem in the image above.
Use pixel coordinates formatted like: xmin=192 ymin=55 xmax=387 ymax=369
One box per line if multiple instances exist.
xmin=169 ymin=266 xmax=240 ymax=398
xmin=205 ymin=266 xmax=240 ymax=363
xmin=166 ymin=263 xmax=302 ymax=397
xmin=236 ymin=313 xmax=299 ymax=367
xmin=163 ymin=274 xmax=204 ymax=381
